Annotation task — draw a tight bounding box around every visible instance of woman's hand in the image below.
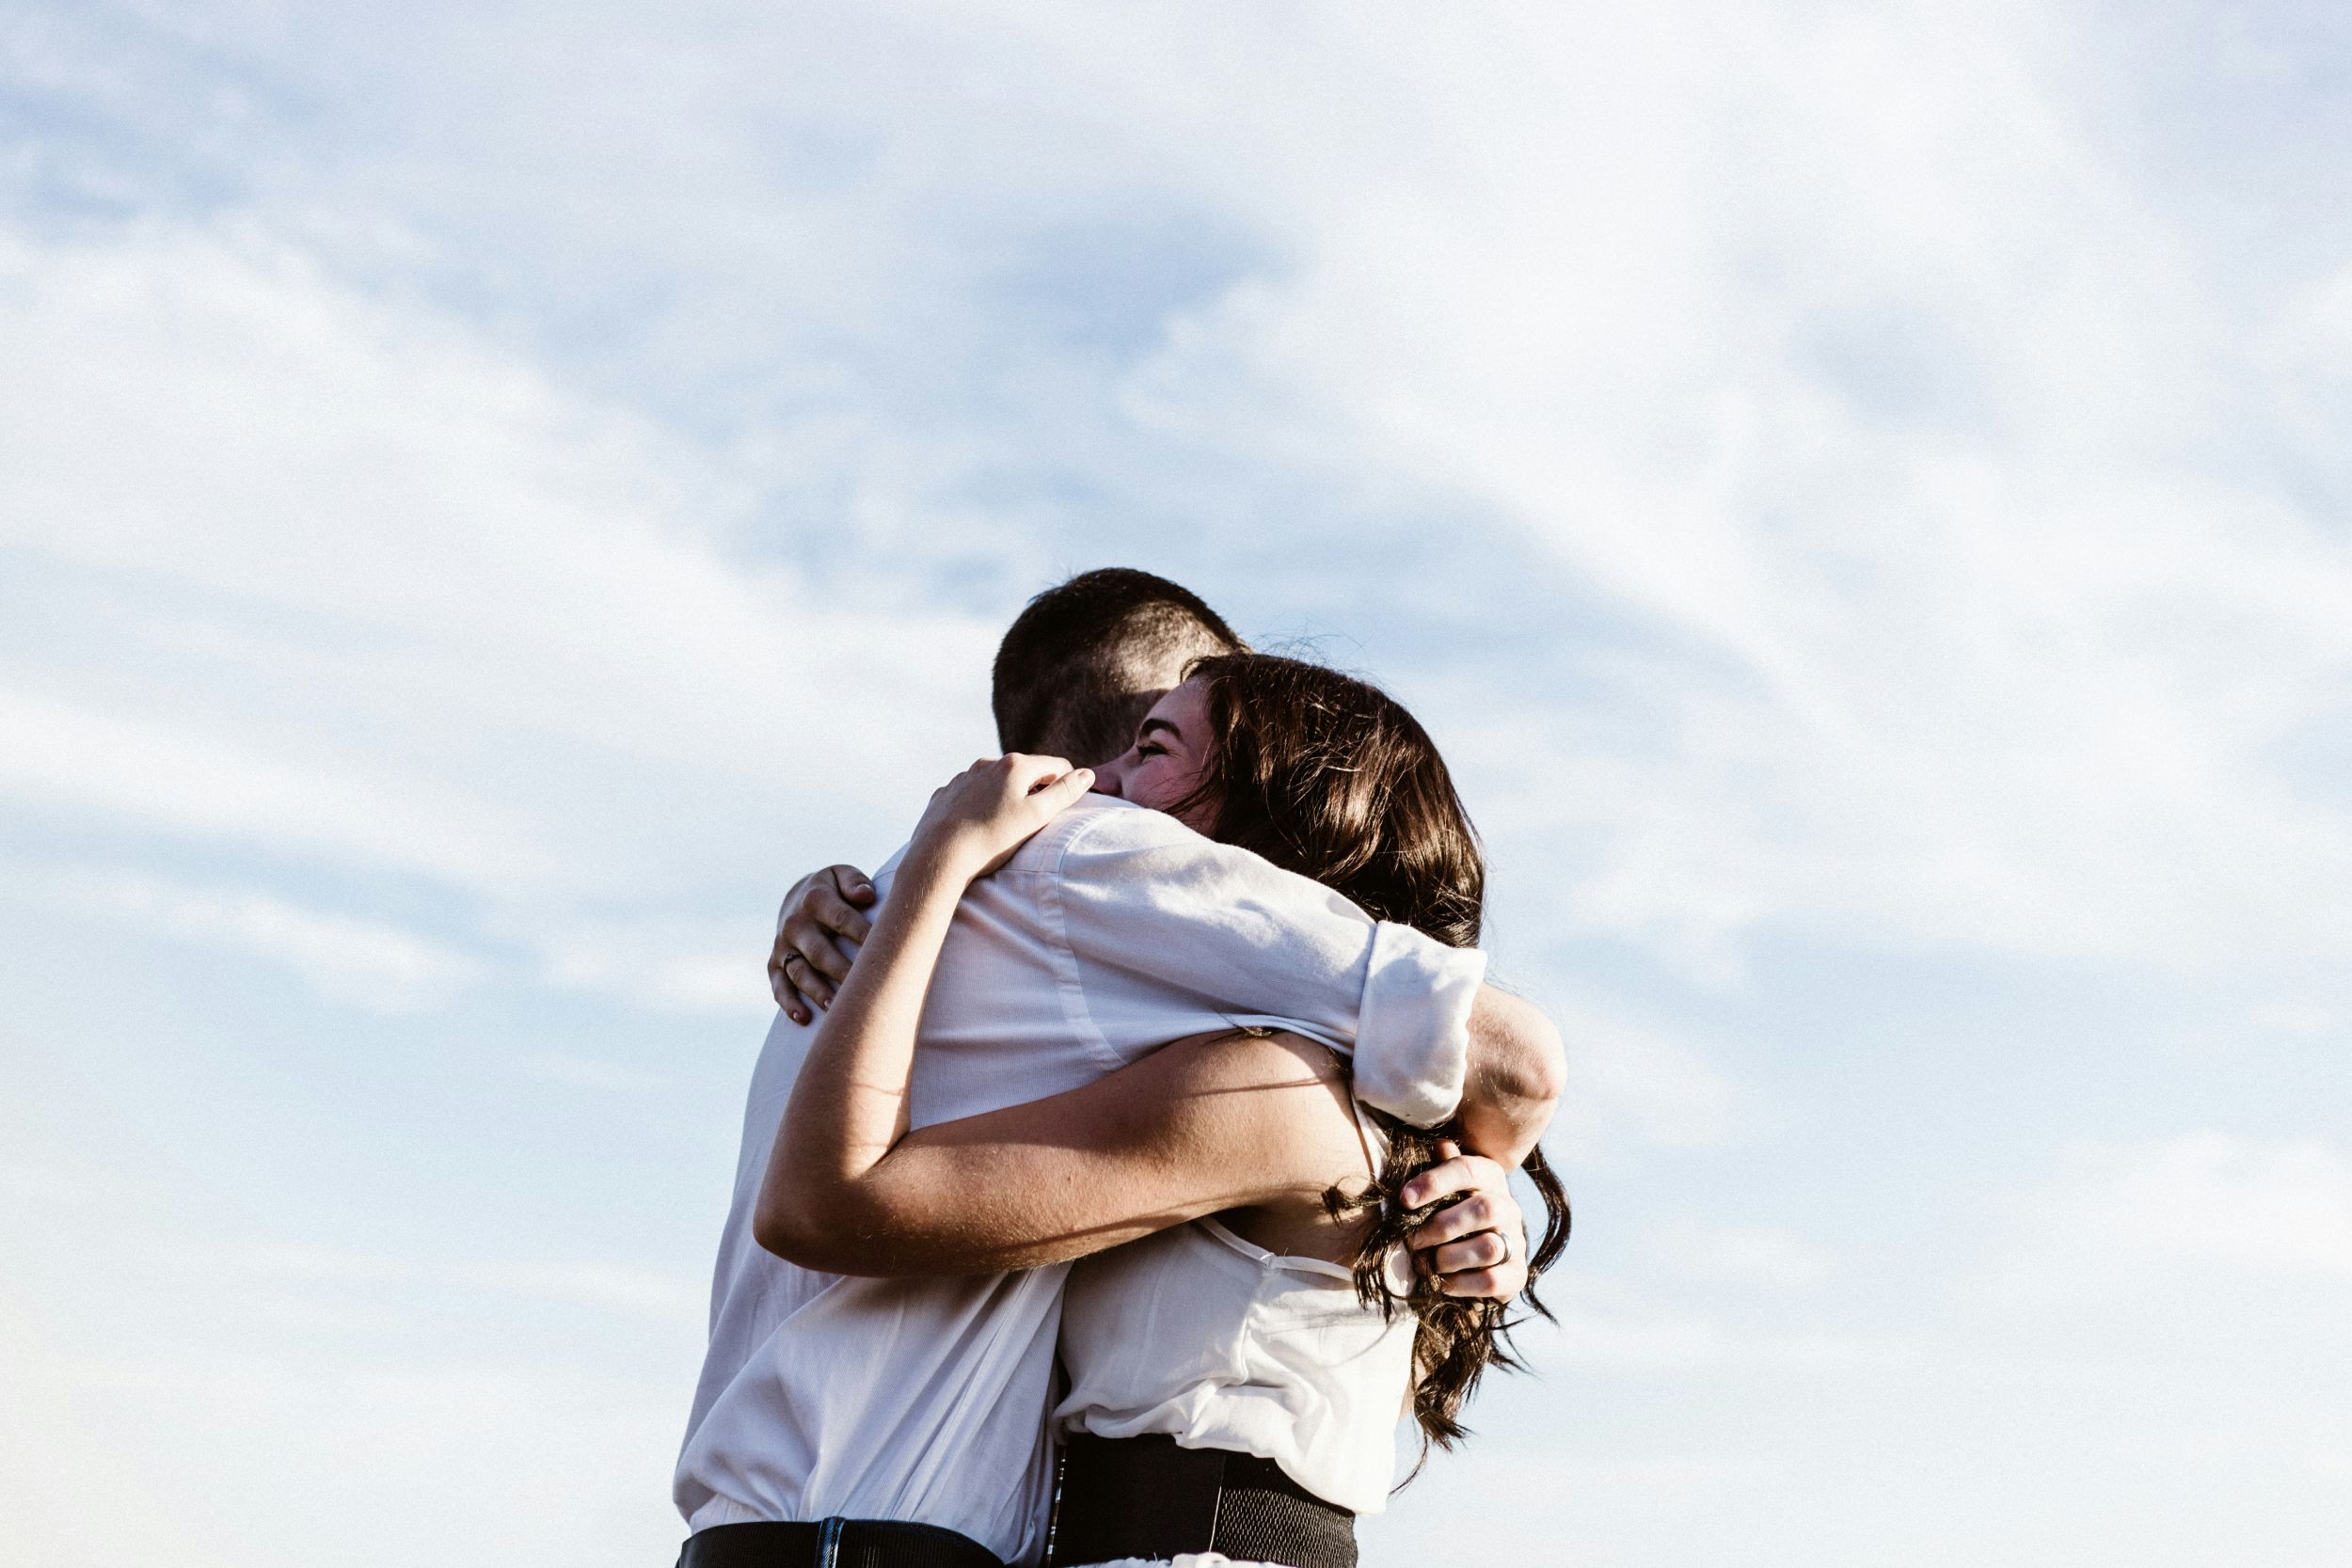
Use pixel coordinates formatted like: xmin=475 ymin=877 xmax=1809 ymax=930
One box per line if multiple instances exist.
xmin=907 ymin=753 xmax=1096 ymax=883
xmin=1402 ymin=1141 xmax=1531 ymax=1301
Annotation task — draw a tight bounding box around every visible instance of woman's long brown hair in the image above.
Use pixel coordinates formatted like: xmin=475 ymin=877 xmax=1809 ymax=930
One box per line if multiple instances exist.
xmin=1171 ymin=652 xmax=1571 ymax=1465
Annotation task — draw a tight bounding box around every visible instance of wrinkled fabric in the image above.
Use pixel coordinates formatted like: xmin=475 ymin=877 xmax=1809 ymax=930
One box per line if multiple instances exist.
xmin=675 ymin=798 xmax=1484 ymax=1565
xmin=1056 ymin=1209 xmax=1412 ymax=1513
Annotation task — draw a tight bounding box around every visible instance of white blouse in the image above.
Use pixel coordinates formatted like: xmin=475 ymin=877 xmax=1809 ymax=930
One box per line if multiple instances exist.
xmin=1051 ymin=1106 xmax=1417 ymax=1518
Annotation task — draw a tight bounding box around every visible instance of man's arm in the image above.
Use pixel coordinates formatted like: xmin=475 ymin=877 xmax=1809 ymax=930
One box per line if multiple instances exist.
xmin=1044 ymin=804 xmax=1529 ymax=1138
xmin=764 ymin=806 xmax=1566 ymax=1154
xmin=759 ymin=817 xmax=1455 ymax=1063
xmin=1049 ymin=808 xmax=1581 ymax=1151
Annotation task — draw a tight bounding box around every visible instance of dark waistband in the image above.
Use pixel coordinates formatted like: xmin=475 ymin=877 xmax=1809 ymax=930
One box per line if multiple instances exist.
xmin=1046 ymin=1433 xmax=1357 ymax=1568
xmin=679 ymin=1519 xmax=1004 ymax=1568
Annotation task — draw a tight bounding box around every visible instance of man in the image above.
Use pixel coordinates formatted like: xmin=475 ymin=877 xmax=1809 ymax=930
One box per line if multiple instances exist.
xmin=675 ymin=569 xmax=1564 ymax=1567
xmin=769 ymin=568 xmax=1243 ymax=1028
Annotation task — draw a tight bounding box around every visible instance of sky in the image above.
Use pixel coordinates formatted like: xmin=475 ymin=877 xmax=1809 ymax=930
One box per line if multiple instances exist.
xmin=3 ymin=2 xmax=2349 ymax=1564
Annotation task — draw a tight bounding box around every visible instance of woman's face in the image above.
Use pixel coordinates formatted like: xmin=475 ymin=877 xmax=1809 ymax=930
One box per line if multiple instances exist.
xmin=1089 ymin=676 xmax=1216 ymax=832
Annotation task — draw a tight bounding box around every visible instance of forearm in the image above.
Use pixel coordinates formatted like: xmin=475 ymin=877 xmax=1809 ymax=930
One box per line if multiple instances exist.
xmin=763 ymin=1030 xmax=1359 ymax=1278
xmin=759 ymin=850 xmax=962 ymax=1248
xmin=762 ymin=1132 xmax=1214 ymax=1277
xmin=1454 ymin=987 xmax=1565 ymax=1167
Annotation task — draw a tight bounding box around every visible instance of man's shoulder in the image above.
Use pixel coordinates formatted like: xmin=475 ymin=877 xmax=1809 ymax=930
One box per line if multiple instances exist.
xmin=997 ymin=793 xmax=1204 ymax=874
xmin=1009 ymin=797 xmax=1338 ymax=911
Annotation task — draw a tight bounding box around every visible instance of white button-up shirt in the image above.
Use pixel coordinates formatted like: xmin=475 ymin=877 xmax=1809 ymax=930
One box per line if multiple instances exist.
xmin=673 ymin=797 xmax=1486 ymax=1564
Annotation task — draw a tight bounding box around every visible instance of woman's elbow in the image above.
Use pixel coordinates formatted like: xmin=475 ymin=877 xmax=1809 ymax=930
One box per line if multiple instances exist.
xmin=753 ymin=1186 xmax=912 ymax=1276
xmin=752 ymin=1187 xmax=827 ymax=1267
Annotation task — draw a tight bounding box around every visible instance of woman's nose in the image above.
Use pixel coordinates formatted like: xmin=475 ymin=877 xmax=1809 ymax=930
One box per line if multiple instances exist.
xmin=1089 ymin=757 xmax=1125 ymax=797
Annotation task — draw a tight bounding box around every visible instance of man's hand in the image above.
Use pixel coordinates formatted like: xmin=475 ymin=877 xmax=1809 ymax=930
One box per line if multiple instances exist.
xmin=770 ymin=864 xmax=877 ymax=1024
xmin=1402 ymin=1140 xmax=1530 ymax=1301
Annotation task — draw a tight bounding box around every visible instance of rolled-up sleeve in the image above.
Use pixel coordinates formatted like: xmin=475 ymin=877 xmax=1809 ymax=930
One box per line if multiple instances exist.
xmin=1354 ymin=920 xmax=1486 ymax=1127
xmin=1028 ymin=800 xmax=1484 ymax=1126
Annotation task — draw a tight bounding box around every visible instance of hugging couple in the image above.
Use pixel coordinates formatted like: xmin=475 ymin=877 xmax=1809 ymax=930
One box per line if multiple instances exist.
xmin=674 ymin=569 xmax=1570 ymax=1568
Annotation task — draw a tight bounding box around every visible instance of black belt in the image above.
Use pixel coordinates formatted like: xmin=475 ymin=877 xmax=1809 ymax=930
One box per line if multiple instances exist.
xmin=679 ymin=1519 xmax=1004 ymax=1568
xmin=1046 ymin=1433 xmax=1357 ymax=1568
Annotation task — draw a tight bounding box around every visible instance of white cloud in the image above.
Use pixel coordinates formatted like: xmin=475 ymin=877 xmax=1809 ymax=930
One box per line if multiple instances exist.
xmin=1549 ymin=1001 xmax=1748 ymax=1156
xmin=2247 ymin=1003 xmax=2339 ymax=1040
xmin=454 ymin=1259 xmax=705 ymax=1323
xmin=0 ymin=685 xmax=551 ymax=892
xmin=0 ymin=225 xmax=999 ymax=1017
xmin=61 ymin=871 xmax=487 ymax=1012
xmin=7 ymin=6 xmax=2352 ymax=1568
xmin=530 ymin=913 xmax=777 ymax=1017
xmin=232 ymin=1243 xmax=705 ymax=1323
xmin=2020 ymin=1132 xmax=2352 ymax=1284
xmin=1032 ymin=3 xmax=2352 ymax=982
xmin=523 ymin=1050 xmax=666 ymax=1094
xmin=1645 ymin=1220 xmax=1832 ymax=1292
xmin=0 ymin=1327 xmax=689 ymax=1568
xmin=23 ymin=3 xmax=2346 ymax=991
xmin=1544 ymin=1295 xmax=1889 ymax=1374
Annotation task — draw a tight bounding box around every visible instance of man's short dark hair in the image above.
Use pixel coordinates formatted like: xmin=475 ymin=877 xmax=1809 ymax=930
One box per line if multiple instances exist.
xmin=992 ymin=568 xmax=1244 ymax=764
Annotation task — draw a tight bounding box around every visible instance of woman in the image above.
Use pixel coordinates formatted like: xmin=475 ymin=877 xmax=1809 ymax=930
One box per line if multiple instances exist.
xmin=760 ymin=654 xmax=1569 ymax=1567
